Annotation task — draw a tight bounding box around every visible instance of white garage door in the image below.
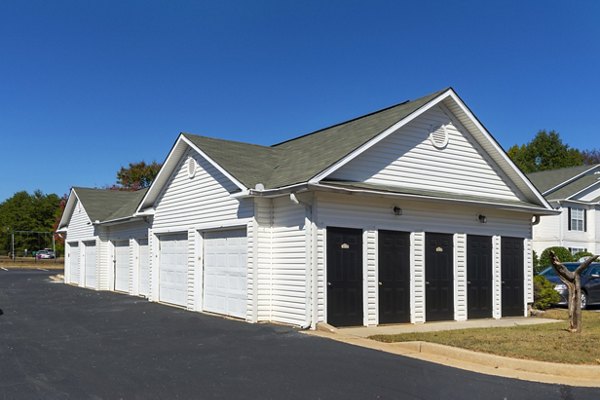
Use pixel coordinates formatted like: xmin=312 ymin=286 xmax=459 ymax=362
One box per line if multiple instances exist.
xmin=84 ymin=241 xmax=97 ymax=289
xmin=203 ymin=229 xmax=247 ymax=319
xmin=69 ymin=242 xmax=80 ymax=285
xmin=114 ymin=240 xmax=130 ymax=292
xmin=159 ymin=233 xmax=188 ymax=306
xmin=138 ymin=238 xmax=149 ymax=297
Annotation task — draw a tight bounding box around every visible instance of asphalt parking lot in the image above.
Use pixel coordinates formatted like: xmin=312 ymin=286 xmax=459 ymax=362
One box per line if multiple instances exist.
xmin=1 ymin=270 xmax=599 ymax=400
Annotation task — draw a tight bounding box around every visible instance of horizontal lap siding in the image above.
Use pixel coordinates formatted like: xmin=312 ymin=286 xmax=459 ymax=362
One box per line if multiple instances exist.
xmin=329 ymin=105 xmax=523 ymax=202
xmin=66 ymin=200 xmax=95 ymax=241
xmin=153 ymin=148 xmax=252 ymax=231
xmin=270 ymin=197 xmax=307 ymax=326
xmin=255 ymin=199 xmax=273 ymax=321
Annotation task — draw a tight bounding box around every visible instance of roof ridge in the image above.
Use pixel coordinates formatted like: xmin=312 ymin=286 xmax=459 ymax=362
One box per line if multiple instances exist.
xmin=271 ymin=87 xmax=450 ymax=148
xmin=181 ymin=132 xmax=276 ymax=152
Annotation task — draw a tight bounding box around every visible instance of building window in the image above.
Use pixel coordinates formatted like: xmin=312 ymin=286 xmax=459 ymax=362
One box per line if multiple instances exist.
xmin=568 ymin=207 xmax=586 ymax=232
xmin=569 ymin=247 xmax=587 ymax=256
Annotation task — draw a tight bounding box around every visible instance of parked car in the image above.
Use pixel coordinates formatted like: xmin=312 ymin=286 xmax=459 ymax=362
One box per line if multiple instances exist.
xmin=538 ymin=262 xmax=600 ymax=309
xmin=35 ymin=249 xmax=56 ymax=259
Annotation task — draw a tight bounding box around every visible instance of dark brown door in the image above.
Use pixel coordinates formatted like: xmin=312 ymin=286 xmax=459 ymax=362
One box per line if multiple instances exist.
xmin=501 ymin=237 xmax=524 ymax=317
xmin=425 ymin=233 xmax=454 ymax=321
xmin=467 ymin=235 xmax=493 ymax=319
xmin=327 ymin=227 xmax=363 ymax=327
xmin=379 ymin=230 xmax=410 ymax=324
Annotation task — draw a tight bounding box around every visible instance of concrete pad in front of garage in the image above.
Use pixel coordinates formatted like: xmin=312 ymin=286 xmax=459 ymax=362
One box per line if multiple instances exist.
xmin=334 ymin=316 xmax=561 ymax=337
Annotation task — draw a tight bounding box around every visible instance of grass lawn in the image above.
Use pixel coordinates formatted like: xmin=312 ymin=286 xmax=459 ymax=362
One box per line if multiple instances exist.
xmin=369 ymin=309 xmax=600 ymax=365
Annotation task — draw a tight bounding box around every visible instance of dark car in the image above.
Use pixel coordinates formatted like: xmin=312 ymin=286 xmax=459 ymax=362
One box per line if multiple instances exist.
xmin=538 ymin=262 xmax=600 ymax=309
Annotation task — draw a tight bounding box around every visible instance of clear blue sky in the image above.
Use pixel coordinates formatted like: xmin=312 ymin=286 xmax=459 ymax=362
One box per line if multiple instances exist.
xmin=1 ymin=1 xmax=599 ymax=202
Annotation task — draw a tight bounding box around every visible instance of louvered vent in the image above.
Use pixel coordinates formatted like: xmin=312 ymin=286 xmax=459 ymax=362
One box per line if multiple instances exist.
xmin=187 ymin=157 xmax=197 ymax=178
xmin=429 ymin=124 xmax=449 ymax=149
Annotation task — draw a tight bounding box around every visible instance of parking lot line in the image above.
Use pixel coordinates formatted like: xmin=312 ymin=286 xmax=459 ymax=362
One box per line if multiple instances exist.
xmin=1 ymin=267 xmax=7 ymax=271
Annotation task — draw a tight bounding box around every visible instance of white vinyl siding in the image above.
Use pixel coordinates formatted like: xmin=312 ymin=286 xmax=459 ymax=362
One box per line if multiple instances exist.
xmin=152 ymin=148 xmax=252 ymax=231
xmin=66 ymin=200 xmax=95 ymax=240
xmin=313 ymin=192 xmax=532 ymax=325
xmin=328 ymin=105 xmax=524 ymax=202
xmin=270 ymin=197 xmax=307 ymax=326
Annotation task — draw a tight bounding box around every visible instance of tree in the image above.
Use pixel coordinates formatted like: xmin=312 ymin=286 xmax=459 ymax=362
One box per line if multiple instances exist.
xmin=507 ymin=130 xmax=584 ymax=173
xmin=0 ymin=191 xmax=61 ymax=256
xmin=116 ymin=161 xmax=162 ymax=190
xmin=538 ymin=246 xmax=572 ymax=274
xmin=581 ymin=149 xmax=600 ymax=165
xmin=549 ymin=251 xmax=599 ymax=332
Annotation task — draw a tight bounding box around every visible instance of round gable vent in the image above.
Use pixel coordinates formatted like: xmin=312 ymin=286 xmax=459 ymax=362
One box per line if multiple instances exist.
xmin=187 ymin=157 xmax=197 ymax=179
xmin=429 ymin=124 xmax=449 ymax=149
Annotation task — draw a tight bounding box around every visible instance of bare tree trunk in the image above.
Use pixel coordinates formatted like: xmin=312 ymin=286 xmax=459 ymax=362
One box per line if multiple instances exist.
xmin=549 ymin=251 xmax=598 ymax=333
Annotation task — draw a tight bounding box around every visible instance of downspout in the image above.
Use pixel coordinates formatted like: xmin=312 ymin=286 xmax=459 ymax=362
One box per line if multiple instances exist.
xmin=290 ymin=193 xmax=314 ymax=329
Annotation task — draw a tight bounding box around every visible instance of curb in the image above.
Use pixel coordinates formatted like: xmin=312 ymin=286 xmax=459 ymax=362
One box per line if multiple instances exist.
xmin=303 ymin=331 xmax=600 ymax=387
xmin=392 ymin=341 xmax=600 ymax=380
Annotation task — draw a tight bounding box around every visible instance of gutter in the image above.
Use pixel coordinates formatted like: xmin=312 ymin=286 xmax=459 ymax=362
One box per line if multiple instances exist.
xmin=310 ymin=182 xmax=560 ymax=215
xmin=94 ymin=215 xmax=150 ymax=227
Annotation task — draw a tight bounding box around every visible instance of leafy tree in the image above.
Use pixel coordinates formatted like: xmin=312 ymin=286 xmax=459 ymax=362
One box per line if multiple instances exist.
xmin=0 ymin=191 xmax=61 ymax=256
xmin=116 ymin=161 xmax=162 ymax=190
xmin=533 ymin=275 xmax=561 ymax=310
xmin=572 ymin=251 xmax=594 ymax=262
xmin=508 ymin=130 xmax=584 ymax=173
xmin=538 ymin=246 xmax=573 ymax=273
xmin=581 ymin=149 xmax=600 ymax=165
xmin=549 ymin=251 xmax=599 ymax=332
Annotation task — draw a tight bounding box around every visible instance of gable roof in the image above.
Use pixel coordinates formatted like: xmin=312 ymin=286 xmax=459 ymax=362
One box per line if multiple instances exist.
xmin=58 ymin=187 xmax=148 ymax=230
xmin=139 ymin=87 xmax=554 ymax=214
xmin=527 ymin=165 xmax=600 ymax=201
xmin=180 ymin=88 xmax=448 ymax=190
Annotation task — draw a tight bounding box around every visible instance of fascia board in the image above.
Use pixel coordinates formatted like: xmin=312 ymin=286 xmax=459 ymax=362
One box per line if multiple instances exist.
xmin=57 ymin=189 xmax=77 ymax=229
xmin=543 ymin=165 xmax=600 ymax=195
xmin=309 ymin=89 xmax=452 ymax=184
xmin=565 ymin=179 xmax=600 ymax=201
xmin=135 ymin=134 xmax=187 ymax=214
xmin=181 ymin=135 xmax=248 ymax=192
xmin=444 ymin=91 xmax=554 ymax=212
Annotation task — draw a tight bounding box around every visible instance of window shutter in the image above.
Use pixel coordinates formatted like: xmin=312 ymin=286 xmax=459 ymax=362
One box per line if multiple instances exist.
xmin=584 ymin=209 xmax=587 ymax=232
xmin=568 ymin=208 xmax=572 ymax=231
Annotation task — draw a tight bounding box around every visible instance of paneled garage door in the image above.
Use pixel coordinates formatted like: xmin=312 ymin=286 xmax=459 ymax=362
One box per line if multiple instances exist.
xmin=159 ymin=233 xmax=188 ymax=307
xmin=114 ymin=240 xmax=130 ymax=292
xmin=84 ymin=241 xmax=97 ymax=289
xmin=203 ymin=229 xmax=247 ymax=319
xmin=138 ymin=238 xmax=150 ymax=297
xmin=69 ymin=242 xmax=80 ymax=285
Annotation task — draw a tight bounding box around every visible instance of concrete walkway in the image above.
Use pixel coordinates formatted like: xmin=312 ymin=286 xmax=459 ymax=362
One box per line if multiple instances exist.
xmin=306 ymin=317 xmax=600 ymax=388
xmin=337 ymin=316 xmax=560 ymax=337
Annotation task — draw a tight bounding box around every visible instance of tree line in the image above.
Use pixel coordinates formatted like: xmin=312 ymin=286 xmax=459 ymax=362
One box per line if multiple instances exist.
xmin=0 ymin=161 xmax=161 ymax=257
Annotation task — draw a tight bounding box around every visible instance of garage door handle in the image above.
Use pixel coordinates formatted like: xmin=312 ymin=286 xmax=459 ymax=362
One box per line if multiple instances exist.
xmin=501 ymin=281 xmax=505 ymax=284
xmin=327 ymin=282 xmax=332 ymax=286
xmin=378 ymin=282 xmax=382 ymax=286
xmin=467 ymin=281 xmax=471 ymax=285
xmin=425 ymin=281 xmax=430 ymax=285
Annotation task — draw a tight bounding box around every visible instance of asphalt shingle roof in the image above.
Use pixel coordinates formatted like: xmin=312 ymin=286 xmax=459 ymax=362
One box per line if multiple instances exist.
xmin=74 ymin=187 xmax=148 ymax=223
xmin=527 ymin=165 xmax=594 ymax=194
xmin=183 ymin=88 xmax=448 ymax=189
